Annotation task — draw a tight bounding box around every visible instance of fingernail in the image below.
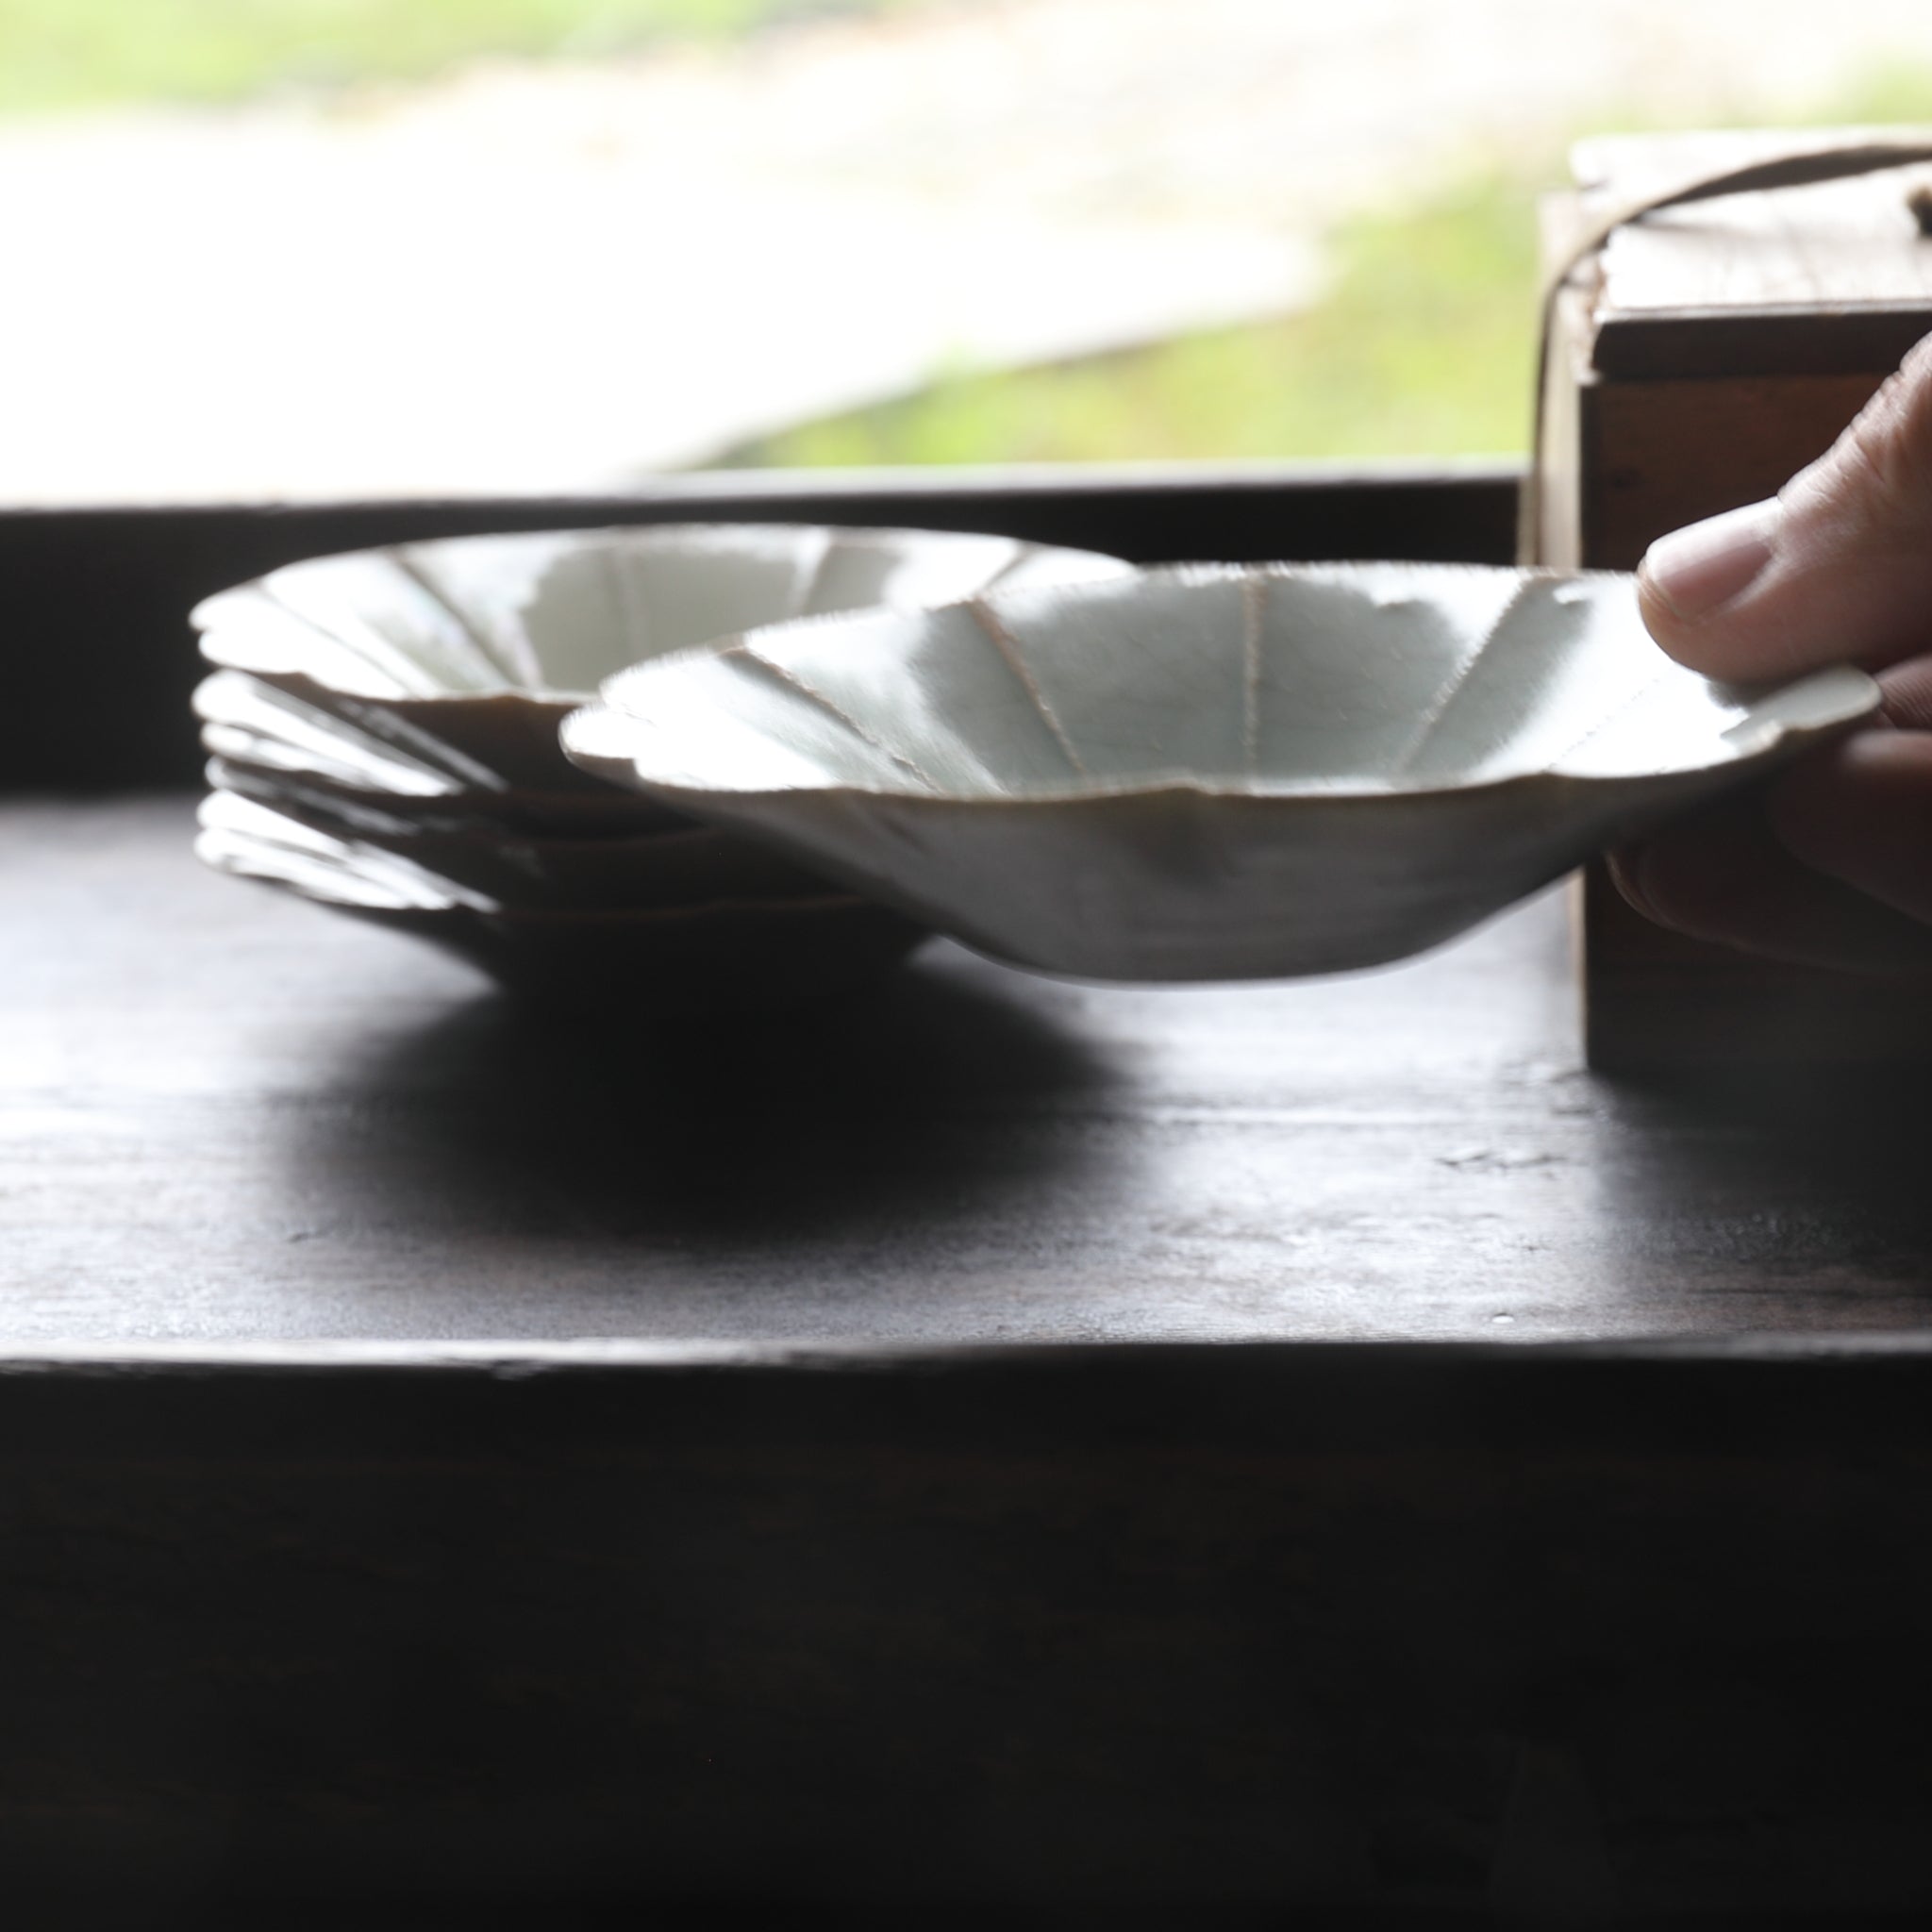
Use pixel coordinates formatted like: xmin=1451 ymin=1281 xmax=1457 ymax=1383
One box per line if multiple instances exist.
xmin=1640 ymin=499 xmax=1782 ymax=624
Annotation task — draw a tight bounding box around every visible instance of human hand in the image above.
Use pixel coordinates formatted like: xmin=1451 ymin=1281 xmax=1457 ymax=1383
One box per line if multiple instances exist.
xmin=1610 ymin=331 xmax=1932 ymax=975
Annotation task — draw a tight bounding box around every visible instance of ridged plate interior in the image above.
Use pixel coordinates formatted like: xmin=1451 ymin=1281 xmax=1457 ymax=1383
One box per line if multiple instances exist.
xmin=193 ymin=524 xmax=1131 ymax=790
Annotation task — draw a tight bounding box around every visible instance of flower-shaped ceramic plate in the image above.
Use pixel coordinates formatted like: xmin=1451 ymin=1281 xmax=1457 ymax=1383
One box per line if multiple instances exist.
xmin=207 ymin=769 xmax=824 ymax=911
xmin=194 ymin=523 xmax=1131 ymax=791
xmin=196 ymin=791 xmax=921 ymax=1003
xmin=195 ymin=670 xmax=684 ymax=840
xmin=561 ymin=561 xmax=1881 ymax=983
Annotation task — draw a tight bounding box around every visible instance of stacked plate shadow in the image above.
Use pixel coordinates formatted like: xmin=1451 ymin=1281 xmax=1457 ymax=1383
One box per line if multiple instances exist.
xmin=192 ymin=522 xmax=1130 ymax=1006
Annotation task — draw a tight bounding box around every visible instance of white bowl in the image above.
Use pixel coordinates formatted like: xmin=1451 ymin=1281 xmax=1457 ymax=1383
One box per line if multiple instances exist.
xmin=195 ymin=791 xmax=921 ymax=1003
xmin=195 ymin=670 xmax=681 ymax=840
xmin=193 ymin=523 xmax=1131 ymax=791
xmin=560 ymin=561 xmax=1881 ymax=983
xmin=203 ymin=768 xmax=820 ymax=911
xmin=205 ymin=756 xmax=670 ymax=846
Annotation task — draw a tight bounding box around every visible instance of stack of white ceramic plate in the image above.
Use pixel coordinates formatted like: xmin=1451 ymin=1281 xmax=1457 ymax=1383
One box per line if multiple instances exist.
xmin=192 ymin=522 xmax=1130 ymax=1005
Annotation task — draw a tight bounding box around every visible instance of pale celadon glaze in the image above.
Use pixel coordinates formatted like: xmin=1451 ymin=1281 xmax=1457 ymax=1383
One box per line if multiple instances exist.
xmin=189 ymin=524 xmax=1126 ymax=979
xmin=192 ymin=524 xmax=1131 ymax=790
xmin=561 ymin=561 xmax=1881 ymax=983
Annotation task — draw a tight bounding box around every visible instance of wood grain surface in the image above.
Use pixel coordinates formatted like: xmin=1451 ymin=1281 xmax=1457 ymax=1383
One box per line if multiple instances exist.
xmin=1577 ymin=370 xmax=1883 ymax=568
xmin=6 ymin=795 xmax=1930 ymax=1346
xmin=1576 ymin=128 xmax=1932 ymax=379
xmin=7 ymin=1341 xmax=1932 ymax=1923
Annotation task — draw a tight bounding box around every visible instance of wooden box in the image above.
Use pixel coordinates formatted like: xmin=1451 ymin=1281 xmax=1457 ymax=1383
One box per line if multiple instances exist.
xmin=1535 ymin=128 xmax=1932 ymax=1071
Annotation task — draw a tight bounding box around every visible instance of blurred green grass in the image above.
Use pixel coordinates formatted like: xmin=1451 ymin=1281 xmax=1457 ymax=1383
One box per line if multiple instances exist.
xmin=9 ymin=7 xmax=1930 ymax=468
xmin=725 ymin=69 xmax=1932 ymax=469
xmin=0 ymin=0 xmax=912 ymax=114
xmin=725 ymin=170 xmax=1542 ymax=467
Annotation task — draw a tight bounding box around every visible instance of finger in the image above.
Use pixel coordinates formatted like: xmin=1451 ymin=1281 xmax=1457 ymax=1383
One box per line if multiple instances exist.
xmin=1636 ymin=330 xmax=1932 ymax=682
xmin=1766 ymin=728 xmax=1932 ymax=928
xmin=1875 ymin=651 xmax=1932 ymax=732
xmin=1609 ymin=788 xmax=1932 ymax=978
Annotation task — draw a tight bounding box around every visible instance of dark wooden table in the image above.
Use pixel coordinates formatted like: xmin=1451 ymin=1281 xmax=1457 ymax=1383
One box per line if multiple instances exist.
xmin=8 ymin=463 xmax=1932 ymax=1926
xmin=12 ymin=794 xmax=1931 ymax=1348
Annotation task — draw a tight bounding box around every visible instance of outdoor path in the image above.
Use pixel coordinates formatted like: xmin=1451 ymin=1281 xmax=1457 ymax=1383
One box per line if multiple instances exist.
xmin=4 ymin=0 xmax=1931 ymax=502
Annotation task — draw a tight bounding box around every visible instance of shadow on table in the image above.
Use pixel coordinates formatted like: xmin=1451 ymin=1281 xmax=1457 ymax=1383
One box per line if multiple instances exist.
xmin=277 ymin=942 xmax=1122 ymax=1248
xmin=1584 ymin=1061 xmax=1932 ymax=1324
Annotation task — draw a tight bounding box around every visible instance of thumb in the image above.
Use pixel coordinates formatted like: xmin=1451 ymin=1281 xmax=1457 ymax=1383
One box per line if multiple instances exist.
xmin=1637 ymin=330 xmax=1932 ymax=681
